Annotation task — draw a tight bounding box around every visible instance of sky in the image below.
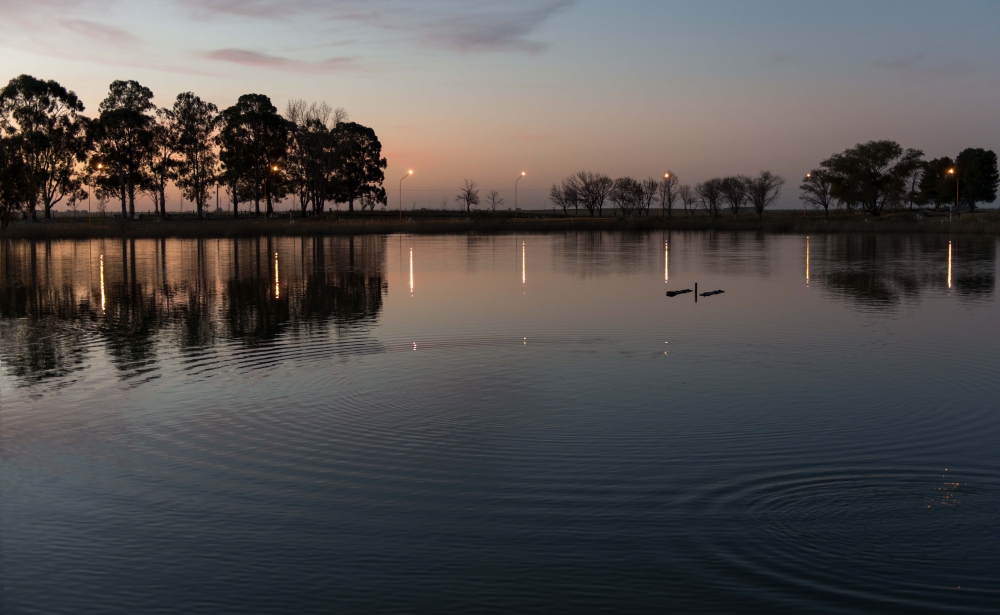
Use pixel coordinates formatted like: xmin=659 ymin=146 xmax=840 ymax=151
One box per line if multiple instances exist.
xmin=3 ymin=0 xmax=999 ymax=210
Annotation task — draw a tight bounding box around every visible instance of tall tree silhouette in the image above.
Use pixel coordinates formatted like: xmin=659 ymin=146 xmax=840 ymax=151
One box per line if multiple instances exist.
xmin=285 ymin=100 xmax=341 ymax=216
xmin=90 ymin=80 xmax=156 ymax=219
xmin=0 ymin=135 xmax=32 ymax=227
xmin=146 ymin=107 xmax=179 ymax=218
xmin=0 ymin=75 xmax=90 ymax=220
xmin=954 ymin=148 xmax=998 ymax=213
xmin=332 ymin=121 xmax=386 ymax=213
xmin=219 ymin=94 xmax=289 ymax=217
xmin=174 ymin=92 xmax=219 ymax=218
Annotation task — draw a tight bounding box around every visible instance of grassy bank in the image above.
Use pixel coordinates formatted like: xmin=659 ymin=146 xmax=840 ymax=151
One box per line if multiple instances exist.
xmin=4 ymin=210 xmax=999 ymax=240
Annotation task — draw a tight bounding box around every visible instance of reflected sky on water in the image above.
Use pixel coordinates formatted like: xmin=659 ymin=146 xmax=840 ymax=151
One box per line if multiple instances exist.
xmin=2 ymin=232 xmax=999 ymax=614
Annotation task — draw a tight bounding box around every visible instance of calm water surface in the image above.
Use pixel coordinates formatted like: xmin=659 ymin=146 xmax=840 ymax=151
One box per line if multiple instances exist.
xmin=2 ymin=232 xmax=998 ymax=614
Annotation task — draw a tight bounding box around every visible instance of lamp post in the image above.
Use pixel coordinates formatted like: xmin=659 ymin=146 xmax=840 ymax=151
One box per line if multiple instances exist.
xmin=948 ymin=168 xmax=957 ymax=222
xmin=804 ymin=173 xmax=811 ymax=217
xmin=515 ymin=172 xmax=525 ymax=218
xmin=400 ymin=170 xmax=412 ymax=221
xmin=663 ymin=173 xmax=671 ymax=218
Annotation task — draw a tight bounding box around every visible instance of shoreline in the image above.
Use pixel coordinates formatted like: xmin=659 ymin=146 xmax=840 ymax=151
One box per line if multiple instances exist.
xmin=3 ymin=210 xmax=999 ymax=240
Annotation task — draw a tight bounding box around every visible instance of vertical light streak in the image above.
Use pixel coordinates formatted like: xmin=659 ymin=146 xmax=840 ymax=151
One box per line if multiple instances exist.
xmin=806 ymin=236 xmax=810 ymax=285
xmin=948 ymin=241 xmax=952 ymax=289
xmin=274 ymin=251 xmax=280 ymax=299
xmin=99 ymin=254 xmax=106 ymax=312
xmin=664 ymin=241 xmax=669 ymax=283
xmin=409 ymin=248 xmax=414 ymax=295
xmin=522 ymin=241 xmax=526 ymax=286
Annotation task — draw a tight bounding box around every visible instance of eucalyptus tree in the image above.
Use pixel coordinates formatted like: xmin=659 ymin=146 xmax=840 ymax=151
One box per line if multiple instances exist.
xmin=0 ymin=135 xmax=32 ymax=228
xmin=146 ymin=107 xmax=179 ymax=218
xmin=820 ymin=140 xmax=923 ymax=217
xmin=659 ymin=172 xmax=678 ymax=218
xmin=954 ymin=148 xmax=998 ymax=213
xmin=550 ymin=176 xmax=579 ymax=216
xmin=90 ymin=80 xmax=157 ymax=218
xmin=679 ymin=184 xmax=696 ymax=216
xmin=696 ymin=178 xmax=724 ymax=218
xmin=0 ymin=75 xmax=90 ymax=220
xmin=575 ymin=171 xmax=613 ymax=217
xmin=219 ymin=94 xmax=290 ymax=217
xmin=454 ymin=179 xmax=480 ymax=212
xmin=721 ymin=175 xmax=749 ymax=217
xmin=332 ymin=121 xmax=386 ymax=213
xmin=173 ymin=92 xmax=219 ymax=218
xmin=800 ymin=169 xmax=836 ymax=217
xmin=746 ymin=171 xmax=785 ymax=219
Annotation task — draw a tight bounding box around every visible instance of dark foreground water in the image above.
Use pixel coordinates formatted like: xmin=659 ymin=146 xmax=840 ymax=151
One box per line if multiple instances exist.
xmin=2 ymin=232 xmax=998 ymax=614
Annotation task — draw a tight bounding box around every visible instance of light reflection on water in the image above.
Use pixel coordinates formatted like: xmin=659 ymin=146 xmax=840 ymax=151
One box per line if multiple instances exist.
xmin=1 ymin=232 xmax=998 ymax=614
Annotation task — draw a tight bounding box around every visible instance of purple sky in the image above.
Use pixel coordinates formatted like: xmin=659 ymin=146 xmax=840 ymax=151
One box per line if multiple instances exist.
xmin=3 ymin=0 xmax=999 ymax=209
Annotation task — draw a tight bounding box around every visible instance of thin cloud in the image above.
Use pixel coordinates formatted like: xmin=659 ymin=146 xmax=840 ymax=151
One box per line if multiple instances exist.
xmin=58 ymin=18 xmax=139 ymax=47
xmin=870 ymin=51 xmax=928 ymax=71
xmin=203 ymin=48 xmax=356 ymax=72
xmin=183 ymin=0 xmax=574 ymax=54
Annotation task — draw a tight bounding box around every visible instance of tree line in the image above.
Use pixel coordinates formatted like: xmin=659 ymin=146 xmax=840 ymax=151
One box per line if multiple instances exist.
xmin=547 ymin=170 xmax=785 ymax=219
xmin=0 ymin=74 xmax=387 ymax=228
xmin=800 ymin=140 xmax=998 ymax=217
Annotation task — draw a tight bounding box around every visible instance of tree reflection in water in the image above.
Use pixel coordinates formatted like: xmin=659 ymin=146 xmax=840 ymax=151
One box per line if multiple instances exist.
xmin=0 ymin=236 xmax=387 ymax=384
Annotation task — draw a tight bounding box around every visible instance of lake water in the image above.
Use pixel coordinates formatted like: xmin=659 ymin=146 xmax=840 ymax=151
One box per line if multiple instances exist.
xmin=2 ymin=232 xmax=998 ymax=614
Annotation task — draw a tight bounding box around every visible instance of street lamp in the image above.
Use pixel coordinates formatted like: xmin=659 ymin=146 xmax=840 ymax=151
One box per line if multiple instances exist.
xmin=400 ymin=170 xmax=413 ymax=221
xmin=948 ymin=168 xmax=957 ymax=222
xmin=804 ymin=173 xmax=811 ymax=217
xmin=515 ymin=172 xmax=525 ymax=218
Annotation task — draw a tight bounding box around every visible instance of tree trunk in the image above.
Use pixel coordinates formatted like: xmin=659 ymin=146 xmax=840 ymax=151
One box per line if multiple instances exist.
xmin=119 ymin=170 xmax=127 ymax=218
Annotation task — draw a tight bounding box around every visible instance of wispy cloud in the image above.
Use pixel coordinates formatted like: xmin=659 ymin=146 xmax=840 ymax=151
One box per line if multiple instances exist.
xmin=203 ymin=48 xmax=356 ymax=72
xmin=870 ymin=51 xmax=928 ymax=71
xmin=58 ymin=18 xmax=139 ymax=47
xmin=183 ymin=0 xmax=575 ymax=54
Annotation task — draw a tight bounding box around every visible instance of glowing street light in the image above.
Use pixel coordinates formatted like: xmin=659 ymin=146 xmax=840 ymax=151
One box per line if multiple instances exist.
xmin=400 ymin=170 xmax=413 ymax=221
xmin=515 ymin=172 xmax=525 ymax=218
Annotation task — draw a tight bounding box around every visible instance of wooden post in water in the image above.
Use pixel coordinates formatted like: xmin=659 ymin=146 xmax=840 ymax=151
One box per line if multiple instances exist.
xmin=695 ymin=282 xmax=698 ymax=302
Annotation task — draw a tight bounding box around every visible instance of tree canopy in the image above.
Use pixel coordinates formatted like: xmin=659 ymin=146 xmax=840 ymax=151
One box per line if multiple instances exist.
xmin=820 ymin=140 xmax=924 ymax=216
xmin=0 ymin=74 xmax=90 ymax=219
xmin=955 ymin=148 xmax=999 ymax=212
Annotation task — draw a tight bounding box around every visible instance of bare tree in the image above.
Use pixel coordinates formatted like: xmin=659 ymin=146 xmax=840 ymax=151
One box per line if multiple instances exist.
xmin=696 ymin=179 xmax=725 ymax=218
xmin=799 ymin=170 xmax=835 ymax=218
xmin=679 ymin=184 xmax=696 ymax=217
xmin=485 ymin=190 xmax=504 ymax=211
xmin=721 ymin=175 xmax=749 ymax=218
xmin=575 ymin=171 xmax=613 ymax=217
xmin=659 ymin=172 xmax=678 ymax=218
xmin=549 ymin=178 xmax=577 ymax=217
xmin=640 ymin=178 xmax=659 ymax=217
xmin=610 ymin=176 xmax=642 ymax=218
xmin=454 ymin=179 xmax=480 ymax=212
xmin=746 ymin=171 xmax=785 ymax=219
